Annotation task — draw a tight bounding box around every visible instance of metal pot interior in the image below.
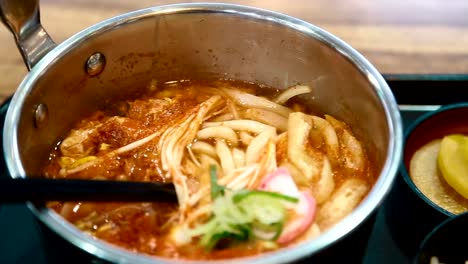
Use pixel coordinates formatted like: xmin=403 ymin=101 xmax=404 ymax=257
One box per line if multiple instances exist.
xmin=3 ymin=3 xmax=402 ymax=264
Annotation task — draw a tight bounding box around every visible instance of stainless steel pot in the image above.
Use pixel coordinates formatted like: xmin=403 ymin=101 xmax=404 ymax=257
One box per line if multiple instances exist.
xmin=1 ymin=0 xmax=403 ymax=263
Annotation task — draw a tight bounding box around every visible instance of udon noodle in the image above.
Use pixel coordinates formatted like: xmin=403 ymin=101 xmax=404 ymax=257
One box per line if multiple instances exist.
xmin=44 ymin=80 xmax=374 ymax=259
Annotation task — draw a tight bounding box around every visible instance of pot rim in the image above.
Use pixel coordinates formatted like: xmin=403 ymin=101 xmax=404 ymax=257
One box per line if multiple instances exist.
xmin=3 ymin=2 xmax=403 ymax=263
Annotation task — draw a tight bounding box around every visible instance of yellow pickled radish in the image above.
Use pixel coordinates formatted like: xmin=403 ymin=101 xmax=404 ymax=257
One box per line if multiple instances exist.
xmin=438 ymin=134 xmax=468 ymax=199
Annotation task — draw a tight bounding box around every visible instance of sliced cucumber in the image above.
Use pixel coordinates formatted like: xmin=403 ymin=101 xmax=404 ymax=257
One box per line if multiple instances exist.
xmin=233 ymin=189 xmax=299 ymax=203
xmin=190 ymin=165 xmax=300 ymax=250
xmin=252 ymin=222 xmax=283 ymax=241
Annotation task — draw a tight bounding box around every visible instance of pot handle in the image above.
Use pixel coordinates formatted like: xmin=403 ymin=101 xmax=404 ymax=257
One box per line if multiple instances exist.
xmin=0 ymin=0 xmax=56 ymax=70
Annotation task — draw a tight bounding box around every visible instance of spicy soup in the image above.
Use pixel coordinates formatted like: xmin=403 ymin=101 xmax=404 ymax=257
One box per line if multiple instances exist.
xmin=44 ymin=79 xmax=375 ymax=260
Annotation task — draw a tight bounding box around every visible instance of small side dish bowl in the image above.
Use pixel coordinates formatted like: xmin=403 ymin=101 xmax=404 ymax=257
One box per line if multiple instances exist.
xmin=385 ymin=103 xmax=468 ymax=258
xmin=403 ymin=103 xmax=468 ymax=216
xmin=415 ymin=211 xmax=468 ymax=264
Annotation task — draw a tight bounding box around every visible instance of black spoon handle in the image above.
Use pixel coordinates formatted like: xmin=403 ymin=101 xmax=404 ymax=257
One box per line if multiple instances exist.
xmin=0 ymin=178 xmax=178 ymax=203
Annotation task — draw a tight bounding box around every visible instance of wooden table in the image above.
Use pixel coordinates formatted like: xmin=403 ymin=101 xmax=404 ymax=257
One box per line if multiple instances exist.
xmin=1 ymin=0 xmax=468 ymax=102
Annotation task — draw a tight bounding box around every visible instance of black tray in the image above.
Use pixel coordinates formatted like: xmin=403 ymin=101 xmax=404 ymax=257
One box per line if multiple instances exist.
xmin=1 ymin=74 xmax=467 ymax=264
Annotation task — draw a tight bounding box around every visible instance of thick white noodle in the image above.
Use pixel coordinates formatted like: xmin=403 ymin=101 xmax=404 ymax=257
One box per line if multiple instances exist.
xmin=274 ymin=85 xmax=312 ymax=105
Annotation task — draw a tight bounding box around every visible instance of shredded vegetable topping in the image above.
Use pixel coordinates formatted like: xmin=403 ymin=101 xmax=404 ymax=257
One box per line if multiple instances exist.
xmin=189 ymin=165 xmax=298 ymax=250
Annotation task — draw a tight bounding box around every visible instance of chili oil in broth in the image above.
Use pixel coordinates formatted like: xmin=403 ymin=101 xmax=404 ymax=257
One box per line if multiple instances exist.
xmin=44 ymin=79 xmax=375 ymax=260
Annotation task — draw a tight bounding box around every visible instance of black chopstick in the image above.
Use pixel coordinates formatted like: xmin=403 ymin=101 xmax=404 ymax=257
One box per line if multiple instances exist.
xmin=0 ymin=178 xmax=177 ymax=203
